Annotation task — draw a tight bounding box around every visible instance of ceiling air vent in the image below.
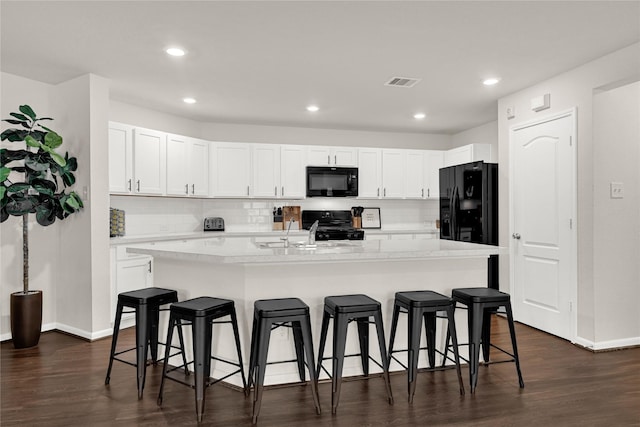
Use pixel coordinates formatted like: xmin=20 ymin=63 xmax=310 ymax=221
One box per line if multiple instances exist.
xmin=384 ymin=77 xmax=421 ymax=88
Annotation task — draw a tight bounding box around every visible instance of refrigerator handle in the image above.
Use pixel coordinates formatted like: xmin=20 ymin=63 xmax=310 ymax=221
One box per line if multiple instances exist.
xmin=452 ymin=186 xmax=460 ymax=240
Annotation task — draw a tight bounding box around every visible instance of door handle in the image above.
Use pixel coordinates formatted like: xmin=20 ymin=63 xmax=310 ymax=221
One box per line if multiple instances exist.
xmin=512 ymin=233 xmax=521 ymax=240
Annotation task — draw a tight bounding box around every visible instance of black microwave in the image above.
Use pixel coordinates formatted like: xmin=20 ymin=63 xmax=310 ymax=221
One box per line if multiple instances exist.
xmin=306 ymin=166 xmax=358 ymax=197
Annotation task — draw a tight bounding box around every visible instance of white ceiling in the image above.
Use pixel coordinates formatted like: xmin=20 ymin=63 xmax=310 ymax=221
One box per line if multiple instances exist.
xmin=2 ymin=1 xmax=639 ymax=135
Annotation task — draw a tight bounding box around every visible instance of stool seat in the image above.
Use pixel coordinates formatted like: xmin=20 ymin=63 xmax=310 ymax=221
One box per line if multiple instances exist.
xmin=452 ymin=288 xmax=511 ymax=304
xmin=157 ymin=296 xmax=246 ymax=423
xmin=118 ymin=287 xmax=179 ymax=306
xmin=324 ymin=294 xmax=380 ymax=313
xmin=254 ymin=298 xmax=309 ymax=317
xmin=171 ymin=297 xmax=234 ymax=317
xmin=395 ymin=290 xmax=453 ymax=307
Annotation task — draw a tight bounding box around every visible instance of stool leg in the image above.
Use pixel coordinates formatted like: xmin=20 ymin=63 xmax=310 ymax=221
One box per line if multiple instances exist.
xmin=135 ymin=304 xmax=149 ymax=399
xmin=300 ymin=314 xmax=321 ymax=415
xmin=387 ymin=302 xmax=401 ymax=363
xmin=149 ymin=305 xmax=160 ymax=364
xmin=424 ymin=311 xmax=436 ymax=368
xmin=445 ymin=305 xmax=465 ymax=395
xmin=229 ymin=307 xmax=248 ymax=393
xmin=175 ymin=319 xmax=189 ymax=375
xmin=505 ymin=302 xmax=525 ymax=388
xmin=157 ymin=314 xmax=176 ymax=406
xmin=292 ymin=321 xmax=306 ymax=382
xmin=316 ymin=310 xmax=330 ymax=379
xmin=481 ymin=308 xmax=492 ymax=363
xmin=105 ymin=302 xmax=124 ymax=385
xmin=468 ymin=304 xmax=483 ymax=393
xmin=373 ymin=310 xmax=393 ymax=405
xmin=247 ymin=313 xmax=259 ymax=392
xmin=441 ymin=302 xmax=454 ymax=368
xmin=356 ymin=317 xmax=370 ymax=376
xmin=193 ymin=316 xmax=210 ymax=423
xmin=407 ymin=307 xmax=422 ymax=403
xmin=252 ymin=318 xmax=272 ymax=424
xmin=331 ymin=313 xmax=349 ymax=414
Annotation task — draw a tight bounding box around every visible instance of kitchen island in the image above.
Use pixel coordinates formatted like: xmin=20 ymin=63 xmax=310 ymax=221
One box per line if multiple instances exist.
xmin=129 ymin=237 xmax=502 ymax=387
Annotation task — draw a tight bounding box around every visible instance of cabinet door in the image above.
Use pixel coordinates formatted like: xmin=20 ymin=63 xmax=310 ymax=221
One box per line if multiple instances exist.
xmin=306 ymin=146 xmax=332 ymax=166
xmin=381 ymin=149 xmax=404 ymax=198
xmin=424 ymin=150 xmax=444 ymax=199
xmin=166 ymin=134 xmax=189 ymax=196
xmin=404 ymin=150 xmax=425 ymax=199
xmin=211 ymin=142 xmax=252 ymax=197
xmin=188 ymin=138 xmax=209 ymax=196
xmin=108 ymin=122 xmax=133 ymax=194
xmin=358 ymin=148 xmax=382 ymax=198
xmin=252 ymin=144 xmax=281 ymax=198
xmin=133 ymin=128 xmax=166 ymax=195
xmin=281 ymin=145 xmax=307 ymax=198
xmin=333 ymin=147 xmax=358 ymax=166
xmin=114 ymin=256 xmax=153 ymax=323
xmin=444 ymin=145 xmax=472 ymax=167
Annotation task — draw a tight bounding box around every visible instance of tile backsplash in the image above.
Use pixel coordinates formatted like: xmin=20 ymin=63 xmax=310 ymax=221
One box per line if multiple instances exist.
xmin=110 ymin=196 xmax=439 ymax=237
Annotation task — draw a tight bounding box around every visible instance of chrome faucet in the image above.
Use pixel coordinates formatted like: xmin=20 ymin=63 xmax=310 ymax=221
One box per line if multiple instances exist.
xmin=280 ymin=218 xmax=295 ymax=247
xmin=308 ymin=220 xmax=319 ymax=245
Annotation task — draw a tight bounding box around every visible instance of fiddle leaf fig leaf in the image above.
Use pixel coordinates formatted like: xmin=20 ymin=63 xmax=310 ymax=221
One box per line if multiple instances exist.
xmin=0 ymin=167 xmax=10 ymax=182
xmin=44 ymin=131 xmax=62 ymax=149
xmin=9 ymin=112 xmax=29 ymax=122
xmin=40 ymin=145 xmax=66 ymax=166
xmin=7 ymin=182 xmax=31 ymax=194
xmin=65 ymin=193 xmax=82 ymax=210
xmin=25 ymin=154 xmax=49 ymax=172
xmin=19 ymin=105 xmax=36 ymax=120
xmin=1 ymin=128 xmax=29 ymax=142
xmin=25 ymin=135 xmax=42 ymax=148
xmin=0 ymin=187 xmax=6 ymax=201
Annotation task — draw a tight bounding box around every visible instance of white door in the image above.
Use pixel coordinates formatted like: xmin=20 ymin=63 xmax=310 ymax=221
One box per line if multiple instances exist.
xmin=280 ymin=145 xmax=306 ymax=198
xmin=358 ymin=148 xmax=382 ymax=198
xmin=252 ymin=144 xmax=280 ymax=198
xmin=404 ymin=150 xmax=424 ymax=199
xmin=133 ymin=128 xmax=166 ymax=195
xmin=381 ymin=149 xmax=404 ymax=198
xmin=188 ymin=138 xmax=209 ymax=196
xmin=108 ymin=122 xmax=133 ymax=194
xmin=166 ymin=134 xmax=189 ymax=196
xmin=212 ymin=142 xmax=252 ymax=197
xmin=510 ymin=109 xmax=576 ymax=341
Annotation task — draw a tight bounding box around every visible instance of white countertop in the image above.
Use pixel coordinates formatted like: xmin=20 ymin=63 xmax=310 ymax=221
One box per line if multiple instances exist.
xmin=127 ymin=237 xmax=501 ymax=265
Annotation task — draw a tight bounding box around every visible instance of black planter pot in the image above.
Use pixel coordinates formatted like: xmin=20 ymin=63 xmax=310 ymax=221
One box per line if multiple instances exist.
xmin=10 ymin=290 xmax=43 ymax=349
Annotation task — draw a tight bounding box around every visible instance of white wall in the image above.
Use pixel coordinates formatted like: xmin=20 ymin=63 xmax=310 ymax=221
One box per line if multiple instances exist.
xmin=497 ymin=42 xmax=640 ymax=347
xmin=1 ymin=73 xmax=58 ymax=337
xmin=592 ymin=81 xmax=640 ymax=347
xmin=451 ymin=120 xmax=498 ymax=161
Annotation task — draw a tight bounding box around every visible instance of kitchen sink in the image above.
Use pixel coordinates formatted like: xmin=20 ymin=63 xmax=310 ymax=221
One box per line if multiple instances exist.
xmin=255 ymin=241 xmax=361 ymax=250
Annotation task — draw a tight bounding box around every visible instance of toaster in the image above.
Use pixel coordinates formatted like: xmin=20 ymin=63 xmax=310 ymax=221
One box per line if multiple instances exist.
xmin=204 ymin=217 xmax=225 ymax=231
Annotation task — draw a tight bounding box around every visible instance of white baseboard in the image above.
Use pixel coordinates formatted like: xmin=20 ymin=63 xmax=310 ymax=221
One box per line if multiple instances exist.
xmin=574 ymin=335 xmax=640 ymax=351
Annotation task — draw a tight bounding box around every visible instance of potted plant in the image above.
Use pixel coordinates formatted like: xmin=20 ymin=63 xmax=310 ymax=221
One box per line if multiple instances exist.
xmin=1 ymin=105 xmax=83 ymax=348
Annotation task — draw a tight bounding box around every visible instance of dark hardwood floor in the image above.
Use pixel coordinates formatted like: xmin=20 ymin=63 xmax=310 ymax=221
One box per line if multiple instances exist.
xmin=2 ymin=317 xmax=639 ymax=426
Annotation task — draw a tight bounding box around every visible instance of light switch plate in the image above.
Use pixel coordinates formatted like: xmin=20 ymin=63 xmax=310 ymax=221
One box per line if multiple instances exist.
xmin=610 ymin=182 xmax=624 ymax=199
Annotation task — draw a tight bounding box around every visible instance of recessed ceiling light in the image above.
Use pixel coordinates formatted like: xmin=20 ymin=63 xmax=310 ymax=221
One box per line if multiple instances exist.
xmin=183 ymin=97 xmax=196 ymax=104
xmin=166 ymin=47 xmax=186 ymax=57
xmin=306 ymin=105 xmax=319 ymax=112
xmin=483 ymin=77 xmax=501 ymax=86
xmin=413 ymin=113 xmax=426 ymax=120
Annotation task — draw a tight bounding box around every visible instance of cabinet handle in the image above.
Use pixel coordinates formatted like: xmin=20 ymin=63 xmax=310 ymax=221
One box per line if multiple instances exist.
xmin=384 ymin=188 xmax=386 ymax=197
xmin=334 ymin=155 xmax=337 ymax=165
xmin=136 ymin=180 xmax=140 ymax=192
xmin=282 ymin=186 xmax=284 ymax=196
xmin=377 ymin=188 xmax=380 ymax=197
xmin=427 ymin=189 xmax=430 ymax=198
xmin=275 ymin=186 xmax=278 ymax=196
xmin=327 ymin=155 xmax=330 ymax=165
xmin=148 ymin=261 xmax=152 ymax=273
xmin=192 ymin=184 xmax=195 ymax=194
xmin=247 ymin=185 xmax=250 ymax=196
xmin=185 ymin=184 xmax=189 ymax=195
xmin=422 ymin=188 xmax=424 ymax=198
xmin=128 ymin=179 xmax=132 ymax=192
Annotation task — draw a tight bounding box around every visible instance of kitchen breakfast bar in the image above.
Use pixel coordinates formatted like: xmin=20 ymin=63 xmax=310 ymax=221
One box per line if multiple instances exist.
xmin=128 ymin=237 xmax=502 ymax=388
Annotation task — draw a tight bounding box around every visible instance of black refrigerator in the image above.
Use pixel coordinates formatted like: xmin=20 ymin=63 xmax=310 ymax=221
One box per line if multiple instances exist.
xmin=439 ymin=161 xmax=499 ymax=289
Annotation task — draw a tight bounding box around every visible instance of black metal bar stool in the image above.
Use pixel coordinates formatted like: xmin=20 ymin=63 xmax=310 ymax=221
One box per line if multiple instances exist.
xmin=247 ymin=298 xmax=320 ymax=424
xmin=444 ymin=287 xmax=524 ymax=393
xmin=316 ymin=294 xmax=393 ymax=414
xmin=157 ymin=297 xmax=247 ymax=423
xmin=387 ymin=290 xmax=465 ymax=402
xmin=105 ymin=287 xmax=186 ymax=399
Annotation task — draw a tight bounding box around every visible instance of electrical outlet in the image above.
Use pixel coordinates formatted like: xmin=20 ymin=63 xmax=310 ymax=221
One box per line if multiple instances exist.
xmin=610 ymin=182 xmax=624 ymax=199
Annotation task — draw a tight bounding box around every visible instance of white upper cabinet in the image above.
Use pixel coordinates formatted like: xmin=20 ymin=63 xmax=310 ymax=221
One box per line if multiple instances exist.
xmin=166 ymin=134 xmax=189 ymax=196
xmin=252 ymin=144 xmax=281 ymax=198
xmin=210 ymin=142 xmax=252 ymax=197
xmin=381 ymin=149 xmax=405 ymax=198
xmin=280 ymin=145 xmax=307 ymax=198
xmin=307 ymin=146 xmax=358 ymax=166
xmin=189 ymin=138 xmax=210 ymax=196
xmin=108 ymin=122 xmax=134 ymax=194
xmin=357 ymin=147 xmax=382 ymax=198
xmin=424 ymin=150 xmax=444 ymax=199
xmin=444 ymin=143 xmax=492 ymax=167
xmin=133 ymin=127 xmax=166 ymax=195
xmin=404 ymin=150 xmax=425 ymax=199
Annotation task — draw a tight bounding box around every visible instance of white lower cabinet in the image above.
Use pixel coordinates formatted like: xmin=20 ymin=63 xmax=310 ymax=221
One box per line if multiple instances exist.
xmin=110 ymin=247 xmax=153 ymax=326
